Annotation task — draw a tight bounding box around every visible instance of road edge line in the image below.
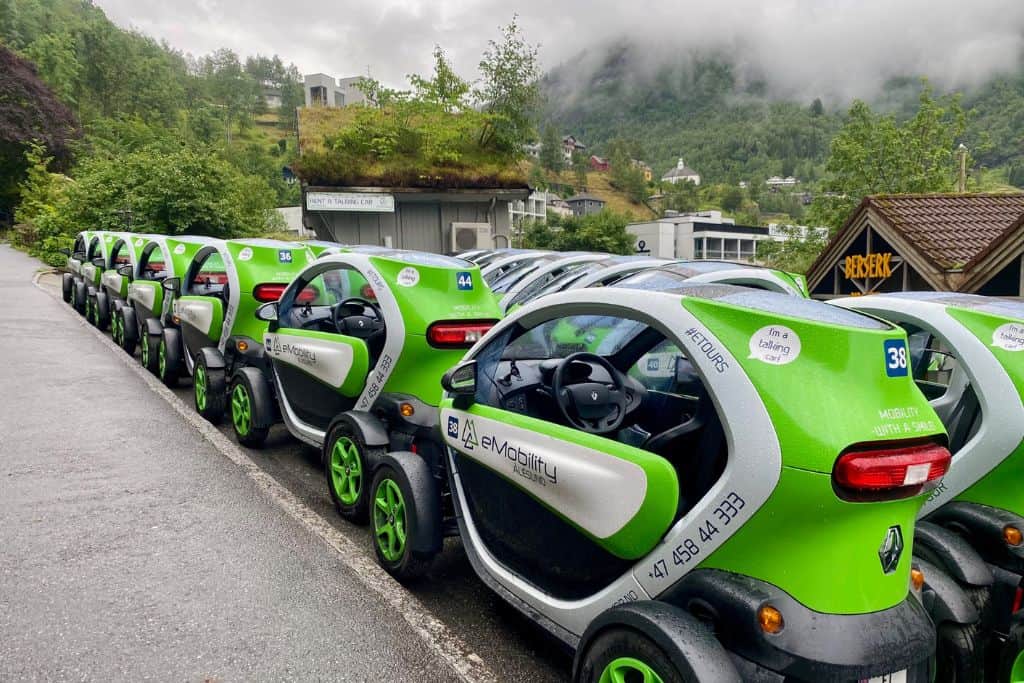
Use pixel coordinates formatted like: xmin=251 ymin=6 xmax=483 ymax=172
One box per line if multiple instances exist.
xmin=34 ymin=271 xmax=496 ymax=683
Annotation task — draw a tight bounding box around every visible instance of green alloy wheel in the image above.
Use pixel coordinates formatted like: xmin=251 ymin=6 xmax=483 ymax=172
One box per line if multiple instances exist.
xmin=193 ymin=357 xmax=226 ymax=424
xmin=369 ymin=466 xmax=430 ymax=581
xmin=1010 ymin=649 xmax=1024 ymax=683
xmin=158 ymin=339 xmax=169 ymax=383
xmin=111 ymin=311 xmax=123 ymax=347
xmin=141 ymin=334 xmax=158 ymax=374
xmin=230 ymin=378 xmax=268 ymax=447
xmin=599 ymin=657 xmax=665 ymax=683
xmin=324 ymin=424 xmax=382 ymax=524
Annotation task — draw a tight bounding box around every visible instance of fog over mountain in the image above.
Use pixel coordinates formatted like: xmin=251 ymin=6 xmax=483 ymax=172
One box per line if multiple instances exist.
xmin=96 ymin=0 xmax=1024 ymax=102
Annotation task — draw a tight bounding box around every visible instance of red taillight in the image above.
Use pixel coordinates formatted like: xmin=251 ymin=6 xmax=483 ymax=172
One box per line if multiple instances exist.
xmin=360 ymin=284 xmax=376 ymax=299
xmin=833 ymin=441 xmax=951 ymax=502
xmin=1012 ymin=586 xmax=1023 ymax=614
xmin=253 ymin=283 xmax=288 ymax=302
xmin=296 ymin=285 xmax=319 ymax=304
xmin=426 ymin=320 xmax=497 ymax=348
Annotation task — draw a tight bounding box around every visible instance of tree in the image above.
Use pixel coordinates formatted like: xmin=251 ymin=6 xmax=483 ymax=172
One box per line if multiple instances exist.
xmin=756 ymin=225 xmax=829 ymax=274
xmin=0 ymin=44 xmax=79 ymax=217
xmin=721 ymin=185 xmax=744 ymax=212
xmin=662 ymin=179 xmax=699 ymax=213
xmin=809 ymin=83 xmax=967 ymax=230
xmin=571 ymin=151 xmax=588 ymax=191
xmin=539 ymin=124 xmax=564 ymax=173
xmin=22 ymin=31 xmax=81 ymax=104
xmin=410 ymin=46 xmax=469 ymax=112
xmin=474 ymin=17 xmax=541 ymax=153
xmin=523 ymin=210 xmax=634 ymax=254
xmin=810 ymin=98 xmax=824 ymax=117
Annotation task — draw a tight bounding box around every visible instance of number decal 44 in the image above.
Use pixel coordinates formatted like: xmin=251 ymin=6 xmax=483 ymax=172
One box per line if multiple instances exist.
xmin=456 ymin=271 xmax=473 ymax=290
xmin=884 ymin=339 xmax=909 ymax=378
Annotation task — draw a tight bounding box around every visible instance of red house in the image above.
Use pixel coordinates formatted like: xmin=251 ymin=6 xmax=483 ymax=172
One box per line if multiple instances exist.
xmin=589 ymin=155 xmax=609 ymax=172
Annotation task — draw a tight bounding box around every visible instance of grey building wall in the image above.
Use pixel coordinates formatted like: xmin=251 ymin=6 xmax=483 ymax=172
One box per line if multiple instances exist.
xmin=303 ymin=189 xmax=521 ymax=253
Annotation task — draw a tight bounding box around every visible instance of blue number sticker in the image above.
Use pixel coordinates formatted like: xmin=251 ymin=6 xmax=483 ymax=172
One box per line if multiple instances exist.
xmin=447 ymin=415 xmax=460 ymax=438
xmin=884 ymin=339 xmax=909 ymax=377
xmin=278 ymin=250 xmax=293 ymax=263
xmin=456 ymin=271 xmax=473 ymax=290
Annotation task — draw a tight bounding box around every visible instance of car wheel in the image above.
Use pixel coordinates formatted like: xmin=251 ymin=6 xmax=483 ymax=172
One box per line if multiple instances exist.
xmin=73 ymin=281 xmax=87 ymax=314
xmin=324 ymin=423 xmax=383 ymax=524
xmin=935 ymin=621 xmax=987 ymax=683
xmin=230 ymin=374 xmax=269 ymax=447
xmin=94 ymin=291 xmax=109 ymax=331
xmin=111 ymin=306 xmax=124 ymax=348
xmin=995 ymin=620 xmax=1024 ymax=683
xmin=193 ymin=354 xmax=226 ymax=424
xmin=119 ymin=307 xmax=138 ymax=356
xmin=158 ymin=328 xmax=181 ymax=387
xmin=86 ymin=293 xmax=99 ymax=327
xmin=141 ymin=332 xmax=160 ymax=374
xmin=61 ymin=274 xmax=73 ymax=303
xmin=577 ymin=628 xmax=685 ymax=683
xmin=370 ymin=465 xmax=432 ymax=582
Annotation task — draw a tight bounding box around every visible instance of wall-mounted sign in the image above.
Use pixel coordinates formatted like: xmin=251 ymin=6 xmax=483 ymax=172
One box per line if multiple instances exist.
xmin=306 ymin=192 xmax=395 ymax=213
xmin=844 ymin=253 xmax=893 ymax=279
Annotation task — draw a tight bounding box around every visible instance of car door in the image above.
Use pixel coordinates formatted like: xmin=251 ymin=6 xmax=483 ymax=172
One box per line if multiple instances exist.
xmin=127 ymin=241 xmax=169 ymax=323
xmin=441 ymin=311 xmax=681 ymax=601
xmin=176 ymin=249 xmax=228 ymax=362
xmin=265 ymin=264 xmax=374 ymax=432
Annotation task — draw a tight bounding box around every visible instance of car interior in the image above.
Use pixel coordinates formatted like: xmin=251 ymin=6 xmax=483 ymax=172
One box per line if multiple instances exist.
xmin=473 ymin=314 xmax=727 ymax=518
xmin=136 ymin=244 xmax=168 ymax=280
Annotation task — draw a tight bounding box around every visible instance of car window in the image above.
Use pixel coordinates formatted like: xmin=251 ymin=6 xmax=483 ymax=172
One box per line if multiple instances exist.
xmin=138 ymin=245 xmax=168 ymax=280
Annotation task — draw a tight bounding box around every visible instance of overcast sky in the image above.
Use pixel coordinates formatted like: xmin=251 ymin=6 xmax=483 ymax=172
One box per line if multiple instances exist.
xmin=95 ymin=0 xmax=1024 ymax=101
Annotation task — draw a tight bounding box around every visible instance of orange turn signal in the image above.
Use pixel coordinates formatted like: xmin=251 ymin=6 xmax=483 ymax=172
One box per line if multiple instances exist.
xmin=757 ymin=605 xmax=784 ymax=634
xmin=172 ymin=315 xmax=180 ymax=324
xmin=910 ymin=567 xmax=925 ymax=591
xmin=1004 ymin=526 xmax=1023 ymax=547
xmin=399 ymin=402 xmax=415 ymax=417
xmin=236 ymin=340 xmax=249 ymax=352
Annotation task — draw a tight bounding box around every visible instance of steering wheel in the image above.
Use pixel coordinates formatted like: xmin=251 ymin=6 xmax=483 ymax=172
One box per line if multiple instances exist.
xmin=552 ymin=352 xmax=629 ymax=434
xmin=332 ymin=297 xmax=384 ymax=339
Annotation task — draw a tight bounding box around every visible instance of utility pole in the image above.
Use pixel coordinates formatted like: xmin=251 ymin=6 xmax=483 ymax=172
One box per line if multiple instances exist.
xmin=957 ymin=144 xmax=968 ymax=193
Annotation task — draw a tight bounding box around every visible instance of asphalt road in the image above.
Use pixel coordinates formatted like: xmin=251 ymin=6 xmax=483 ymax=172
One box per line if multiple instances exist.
xmin=1 ymin=244 xmax=570 ymax=682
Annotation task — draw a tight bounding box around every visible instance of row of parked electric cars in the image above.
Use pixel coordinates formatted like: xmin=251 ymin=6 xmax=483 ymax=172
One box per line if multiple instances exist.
xmin=60 ymin=231 xmax=1023 ymax=683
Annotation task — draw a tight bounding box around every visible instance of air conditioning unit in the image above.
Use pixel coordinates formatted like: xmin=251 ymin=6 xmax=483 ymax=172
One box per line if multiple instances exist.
xmin=451 ymin=223 xmax=493 ymax=252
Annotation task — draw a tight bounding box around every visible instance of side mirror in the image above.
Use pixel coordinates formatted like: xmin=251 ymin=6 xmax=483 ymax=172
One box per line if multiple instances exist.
xmin=442 ymin=360 xmax=477 ymax=396
xmin=256 ymin=301 xmax=279 ymax=322
xmin=91 ymin=257 xmax=106 ymax=268
xmin=59 ymin=247 xmax=71 ymax=257
xmin=72 ymin=251 xmax=86 ymax=261
xmin=161 ymin=277 xmax=181 ymax=294
xmin=116 ymin=264 xmax=134 ymax=279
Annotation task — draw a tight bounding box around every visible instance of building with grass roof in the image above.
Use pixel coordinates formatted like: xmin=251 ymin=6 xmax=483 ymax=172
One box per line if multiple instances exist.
xmin=294 ymin=106 xmax=530 ymax=254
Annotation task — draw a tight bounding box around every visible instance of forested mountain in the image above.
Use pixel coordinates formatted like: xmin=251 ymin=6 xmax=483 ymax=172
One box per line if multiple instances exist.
xmin=542 ymin=40 xmax=1024 ymax=187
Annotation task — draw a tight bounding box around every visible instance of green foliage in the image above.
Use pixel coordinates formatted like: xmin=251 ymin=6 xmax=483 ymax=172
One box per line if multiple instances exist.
xmin=571 ymin=151 xmax=588 ymax=191
xmin=410 ymin=46 xmax=470 ymax=112
xmin=662 ymin=180 xmax=699 ymax=213
xmin=474 ymin=17 xmax=542 ymax=154
xmin=605 ymin=138 xmax=647 ymax=203
xmin=539 ymin=124 xmax=564 ymax=172
xmin=523 ymin=210 xmax=634 ymax=254
xmin=721 ymin=185 xmax=744 ymax=213
xmin=755 ymin=225 xmax=829 ymax=274
xmin=809 ymin=83 xmax=967 ymax=230
xmin=528 ymin=163 xmax=547 ymax=190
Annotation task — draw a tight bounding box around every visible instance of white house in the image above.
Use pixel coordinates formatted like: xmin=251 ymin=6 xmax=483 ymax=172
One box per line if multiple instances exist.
xmin=303 ymin=73 xmax=367 ymax=108
xmin=766 ymin=176 xmax=799 ymax=189
xmin=661 ymin=158 xmax=701 ymax=186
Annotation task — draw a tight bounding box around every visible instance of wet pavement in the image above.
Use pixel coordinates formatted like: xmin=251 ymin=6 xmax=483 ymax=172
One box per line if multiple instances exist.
xmin=1 ymin=244 xmax=570 ymax=681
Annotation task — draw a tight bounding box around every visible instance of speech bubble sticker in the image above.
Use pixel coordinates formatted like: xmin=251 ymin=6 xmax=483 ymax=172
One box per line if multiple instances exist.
xmin=749 ymin=325 xmax=801 ymax=365
xmin=396 ymin=267 xmax=420 ymax=287
xmin=174 ymin=244 xmax=186 ymax=255
xmin=992 ymin=322 xmax=1024 ymax=352
xmin=238 ymin=247 xmax=254 ymax=261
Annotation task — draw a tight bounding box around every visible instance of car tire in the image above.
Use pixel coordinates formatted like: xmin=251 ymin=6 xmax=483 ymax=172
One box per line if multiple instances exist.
xmin=995 ymin=620 xmax=1024 ymax=683
xmin=935 ymin=621 xmax=987 ymax=683
xmin=73 ymin=281 xmax=87 ymax=314
xmin=158 ymin=328 xmax=181 ymax=387
xmin=119 ymin=306 xmax=138 ymax=356
xmin=193 ymin=353 xmax=226 ymax=424
xmin=229 ymin=371 xmax=269 ymax=447
xmin=369 ymin=464 xmax=433 ymax=582
xmin=62 ymin=273 xmax=73 ymax=303
xmin=140 ymin=331 xmax=160 ymax=375
xmin=577 ymin=627 xmax=685 ymax=683
xmin=86 ymin=292 xmax=99 ymax=327
xmin=94 ymin=290 xmax=109 ymax=331
xmin=324 ymin=423 xmax=383 ymax=525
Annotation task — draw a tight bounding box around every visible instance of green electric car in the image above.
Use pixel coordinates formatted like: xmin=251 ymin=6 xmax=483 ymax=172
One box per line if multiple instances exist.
xmin=157 ymin=239 xmax=315 ymax=416
xmin=114 ymin=236 xmax=217 ymax=364
xmin=249 ymin=251 xmax=500 ymax=543
xmin=63 ymin=230 xmax=115 ymax=315
xmin=836 ymin=292 xmax=1024 ymax=682
xmin=85 ymin=233 xmax=155 ymax=333
xmin=401 ymin=284 xmax=954 ymax=682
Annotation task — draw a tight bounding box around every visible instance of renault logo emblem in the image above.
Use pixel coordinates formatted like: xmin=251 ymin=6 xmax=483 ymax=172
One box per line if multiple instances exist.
xmin=879 ymin=525 xmax=904 ymax=574
xmin=590 ymin=391 xmax=598 ymax=401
